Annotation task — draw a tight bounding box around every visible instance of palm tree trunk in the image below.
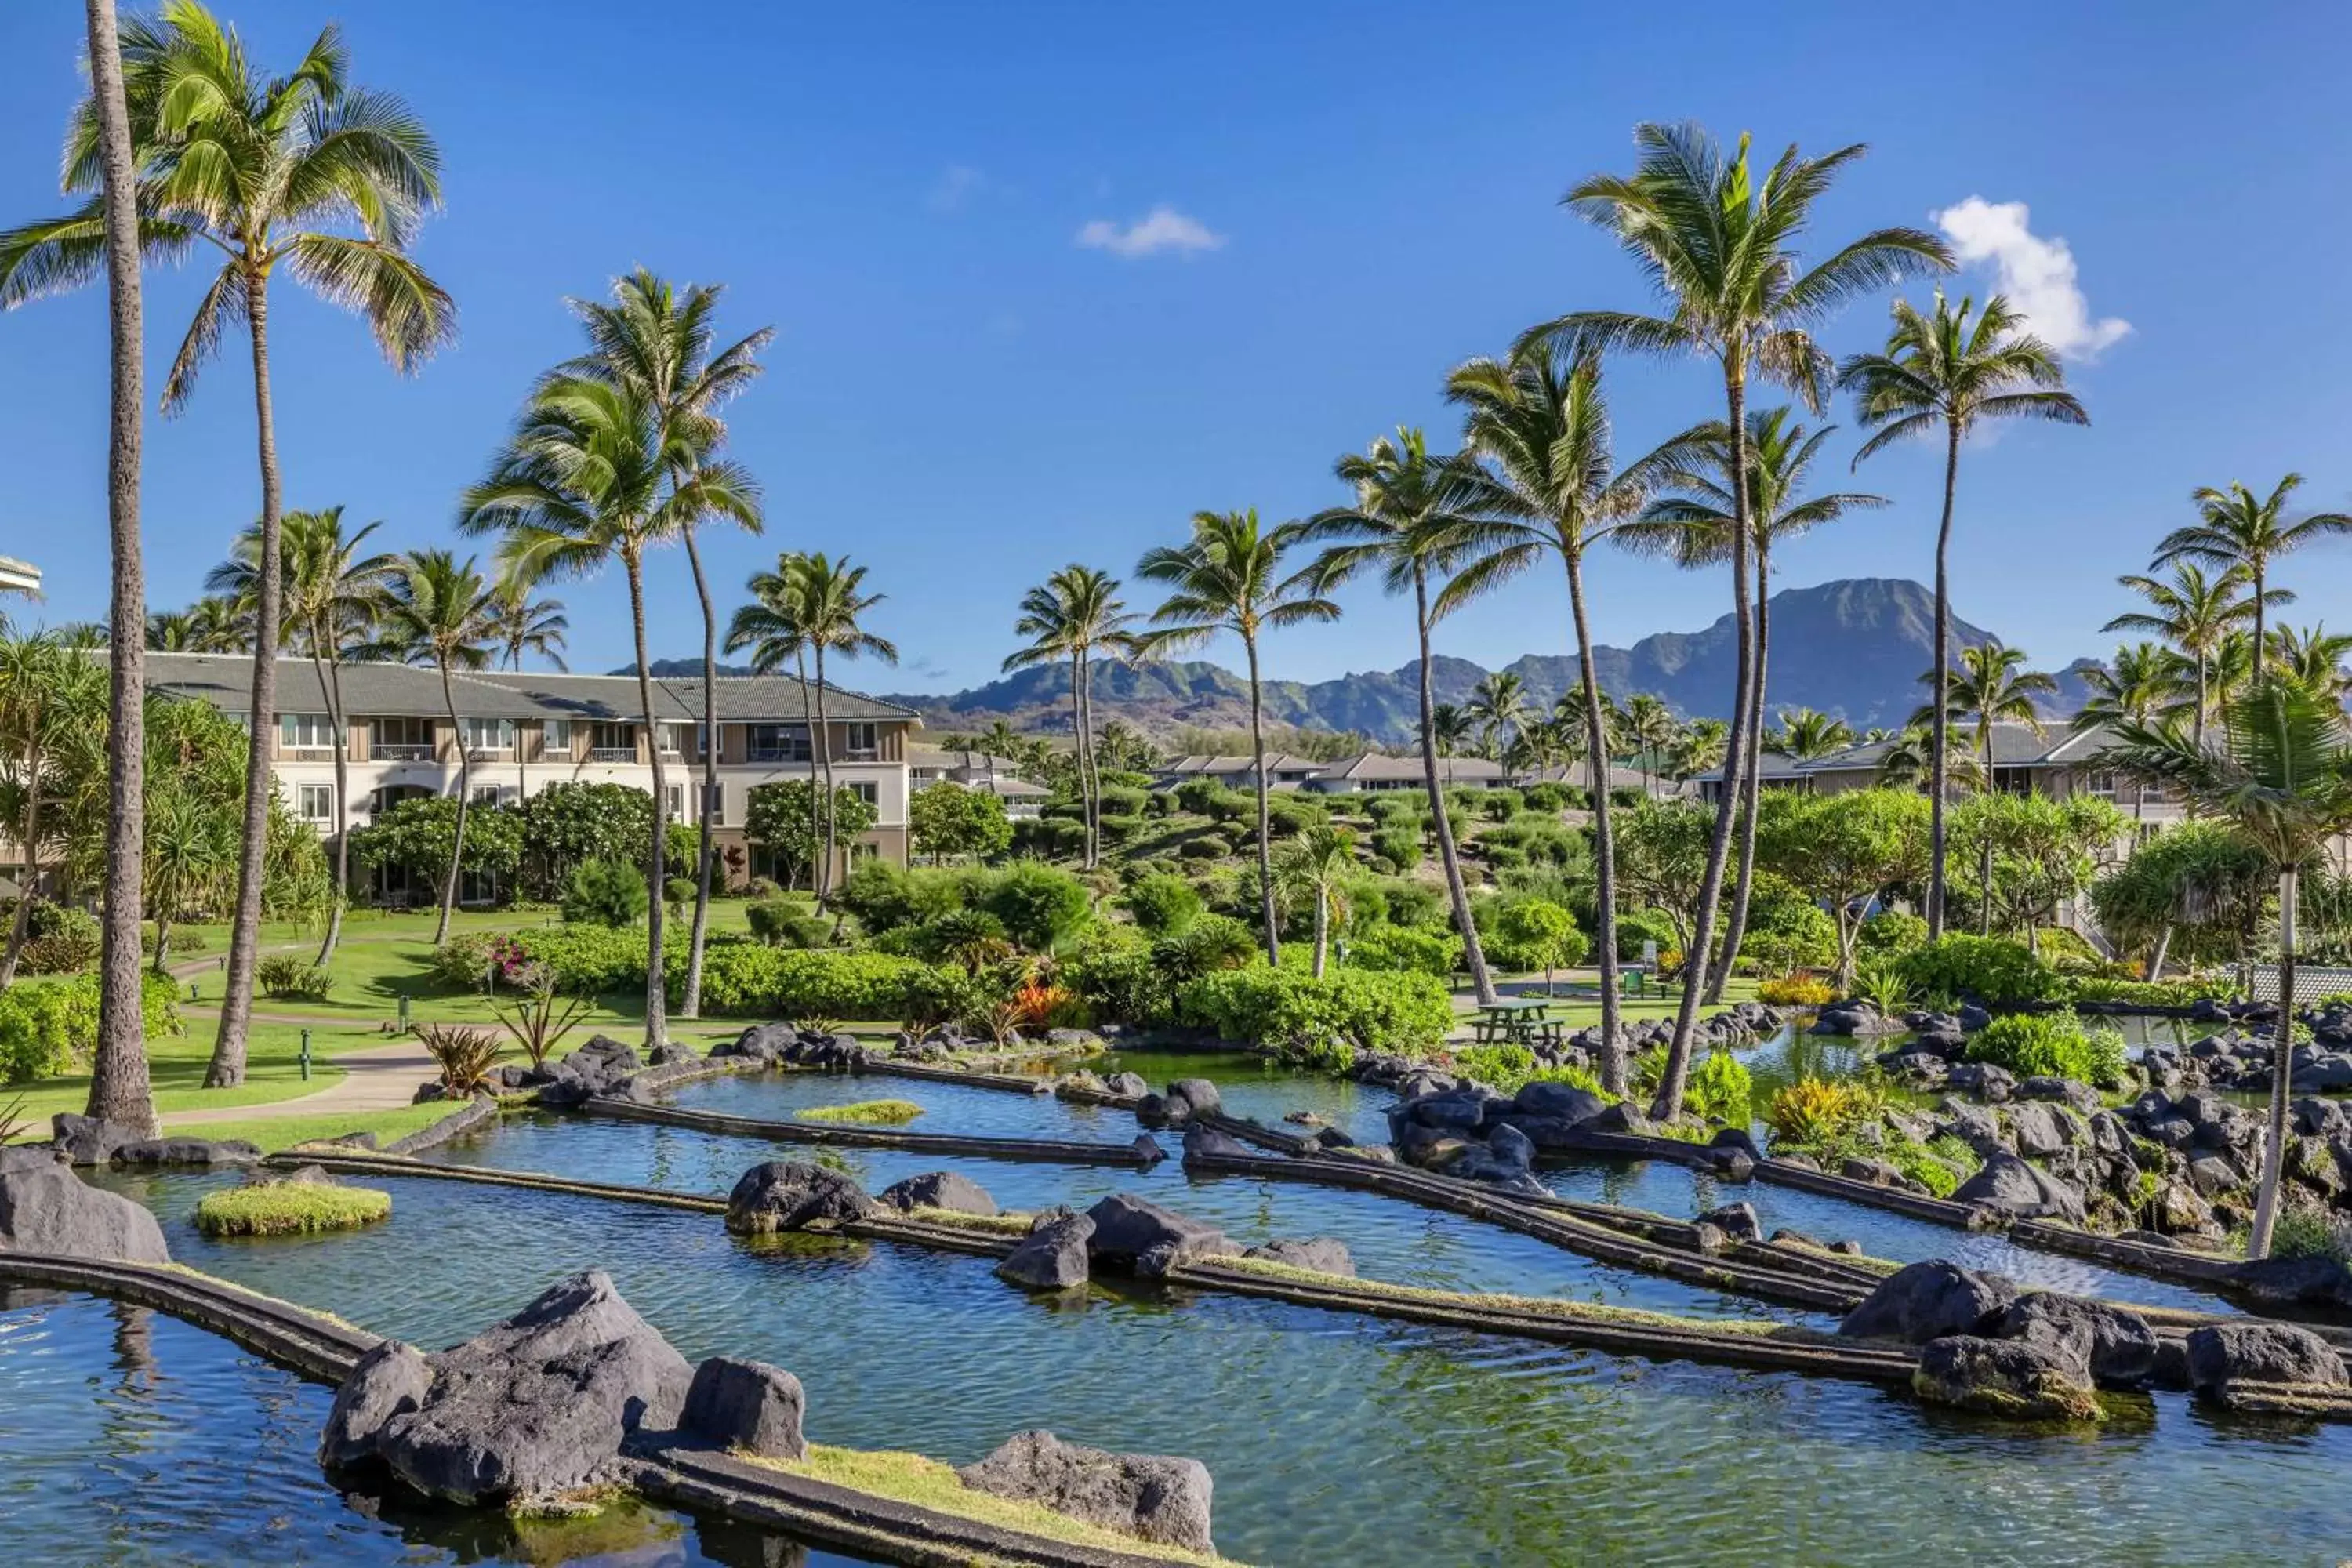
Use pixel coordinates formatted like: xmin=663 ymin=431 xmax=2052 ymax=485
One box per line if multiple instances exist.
xmin=314 ymin=648 xmax=349 ymax=965
xmin=85 ymin=0 xmax=155 ymax=1134
xmin=1243 ymin=632 xmax=1279 ymax=966
xmin=626 ymin=554 xmax=669 ymax=1047
xmin=794 ymin=648 xmax=817 ymax=893
xmin=2147 ymin=923 xmax=2172 ymax=982
xmin=1565 ymin=551 xmax=1624 ymax=1091
xmin=815 ymin=648 xmax=837 ymax=899
xmin=1417 ymin=570 xmax=1494 ymax=1005
xmin=2251 ymin=564 xmax=2267 ymax=687
xmin=434 ymin=663 xmax=469 ymax=945
xmin=1069 ymin=650 xmax=1092 ymax=869
xmin=1080 ymin=651 xmax=1104 ymax=867
xmin=1656 ymin=365 xmax=1752 ymax=1120
xmin=1 ymin=735 xmax=45 ymax=987
xmin=2249 ymin=865 xmax=2298 ymax=1258
xmin=1709 ymin=542 xmax=1770 ymax=1004
xmin=1926 ymin=418 xmax=1960 ymax=941
xmin=680 ymin=528 xmax=718 ymax=1019
xmin=206 ymin=268 xmax=285 ymax=1090
xmin=1311 ymin=889 xmax=1329 ymax=978
xmin=2193 ymin=655 xmax=2209 ymax=747
xmin=1979 ymin=721 xmax=1995 ymax=938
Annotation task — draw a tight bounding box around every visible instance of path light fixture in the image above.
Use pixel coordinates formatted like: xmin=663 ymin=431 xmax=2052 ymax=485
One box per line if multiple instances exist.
xmin=299 ymin=1029 xmax=313 ymax=1081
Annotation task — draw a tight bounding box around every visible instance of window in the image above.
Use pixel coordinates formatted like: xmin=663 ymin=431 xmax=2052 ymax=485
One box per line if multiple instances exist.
xmin=699 ymin=721 xmax=717 ymax=757
xmin=280 ymin=713 xmax=334 ymax=751
xmin=847 ymin=781 xmax=879 ymax=808
xmin=372 ymin=717 xmax=433 ymax=759
xmin=747 ymin=723 xmax=811 ymax=763
xmin=296 ymin=783 xmax=335 ymax=822
xmin=2082 ymin=769 xmax=2117 ymax=800
xmin=658 ymin=723 xmax=685 ymax=756
xmin=460 ymin=717 xmax=514 ymax=753
xmin=844 ymin=722 xmax=879 ymax=760
xmin=664 ymin=783 xmax=686 ymax=821
xmin=591 ymin=723 xmax=635 ymax=761
xmin=850 ymin=840 xmax=880 ymax=863
xmin=543 ymin=719 xmax=573 ymax=753
xmin=473 ymin=784 xmax=504 ymax=807
xmin=701 ymin=782 xmax=726 ymax=826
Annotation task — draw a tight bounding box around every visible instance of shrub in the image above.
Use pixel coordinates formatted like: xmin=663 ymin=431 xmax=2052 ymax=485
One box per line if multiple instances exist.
xmin=1152 ymin=913 xmax=1260 ymax=983
xmin=1894 ymin=935 xmax=2061 ymax=1006
xmin=1479 ymin=789 xmax=1524 ymax=822
xmin=686 ymin=946 xmax=943 ymax=1021
xmin=1178 ymin=834 xmax=1232 ymax=862
xmin=1851 ymin=955 xmax=1916 ymax=1013
xmin=1737 ymin=877 xmax=1837 ymax=974
xmin=1521 ymin=782 xmax=1570 ymax=812
xmin=1371 ymin=827 xmax=1423 ymax=870
xmin=1346 ymin=924 xmax=1461 ymax=977
xmin=836 ymin=861 xmax=964 ymax=935
xmin=974 ymin=861 xmax=1094 ymax=951
xmin=2065 ymin=975 xmax=2235 ymax=1008
xmin=1096 ymin=812 xmax=1145 ymax=846
xmin=1120 ymin=873 xmax=1204 ymax=935
xmin=1764 ymin=1078 xmax=1884 ymax=1147
xmin=1097 ymin=784 xmax=1149 ymax=818
xmin=0 ymin=973 xmax=177 ymax=1083
xmin=1756 ymin=975 xmax=1835 ymax=1007
xmin=1060 ymin=927 xmax=1167 ymax=1027
xmin=1686 ymin=1049 xmax=1753 ymax=1126
xmin=1613 ymin=907 xmax=1678 ymax=963
xmin=257 ymin=954 xmax=336 ymax=1001
xmin=562 ymin=858 xmax=648 ymax=927
xmin=2272 ymin=1207 xmax=2352 ymax=1266
xmin=194 ymin=1182 xmax=391 ymax=1237
xmin=504 ymin=926 xmax=647 ymax=994
xmin=1854 ymin=910 xmax=1929 ymax=960
xmin=1966 ymin=1010 xmax=2128 ymax=1089
xmin=1449 ymin=1043 xmax=1605 ymax=1098
xmin=1484 ymin=899 xmax=1588 ymax=976
xmin=1376 ymin=878 xmax=1443 ymax=929
xmin=18 ymin=902 xmax=100 ymax=974
xmin=1173 ymin=779 xmax=1225 ymax=815
xmin=1203 ymin=788 xmax=1257 ymax=825
xmin=416 ymin=1022 xmax=503 ymax=1093
xmin=1174 ymin=965 xmax=1453 ymax=1055
xmin=664 ymin=876 xmax=698 ymax=916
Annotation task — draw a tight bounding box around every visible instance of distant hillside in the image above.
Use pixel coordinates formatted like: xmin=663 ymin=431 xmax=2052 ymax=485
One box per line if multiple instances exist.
xmin=875 ymin=578 xmax=2094 ymax=745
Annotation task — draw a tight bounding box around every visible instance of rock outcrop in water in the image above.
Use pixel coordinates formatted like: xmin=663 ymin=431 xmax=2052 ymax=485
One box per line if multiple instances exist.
xmin=957 ymin=1430 xmax=1215 ymax=1555
xmin=0 ymin=1152 xmax=169 ymax=1263
xmin=725 ymin=1161 xmax=880 ymax=1233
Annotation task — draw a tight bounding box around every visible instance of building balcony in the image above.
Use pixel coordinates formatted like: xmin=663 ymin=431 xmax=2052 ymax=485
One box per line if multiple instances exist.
xmin=747 ymin=747 xmax=813 ymax=764
xmin=464 ymin=747 xmax=515 ymax=763
xmin=373 ymin=744 xmax=436 ymax=762
xmin=589 ymin=746 xmax=637 ymax=764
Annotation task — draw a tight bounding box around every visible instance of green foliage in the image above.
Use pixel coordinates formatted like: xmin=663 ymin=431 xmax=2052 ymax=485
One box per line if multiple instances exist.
xmin=1850 ymin=955 xmax=1915 ymax=1012
xmin=1735 ymin=873 xmax=1838 ymax=974
xmin=517 ymin=782 xmax=688 ymax=900
xmin=2089 ymin=821 xmax=2270 ymax=972
xmin=194 ymin=1181 xmax=390 ymax=1236
xmin=1178 ymin=834 xmax=1232 ymax=862
xmin=1059 ymin=926 xmax=1170 ymax=1027
xmin=1450 ymin=1042 xmax=1605 ymax=1098
xmin=1345 ymin=924 xmax=1461 ymax=976
xmin=1947 ymin=789 xmax=2131 ymax=942
xmin=1174 ymin=964 xmax=1453 ymax=1054
xmin=0 ymin=973 xmax=178 ymax=1083
xmin=562 ymin=857 xmax=649 ymax=927
xmin=1172 ymin=778 xmax=1225 ymax=815
xmin=2064 ymin=974 xmax=2238 ymax=1008
xmin=256 ymin=953 xmax=335 ymax=1000
xmin=1612 ymin=906 xmax=1679 ymax=962
xmin=1119 ymin=872 xmax=1204 ymax=935
xmin=1757 ymin=975 xmax=1836 ymax=1007
xmin=797 ymin=1098 xmax=924 ymax=1126
xmin=1521 ymin=782 xmax=1573 ymax=811
xmin=504 ymin=925 xmax=648 ymax=994
xmin=909 ymin=782 xmax=1014 ymax=863
xmin=744 ymin=779 xmax=881 ymax=888
xmin=1370 ymin=826 xmax=1423 ymax=870
xmin=1895 ymin=935 xmax=2063 ymax=1005
xmin=1484 ymin=898 xmax=1589 ymax=974
xmin=834 ymin=861 xmax=962 ymax=935
xmin=1097 ymin=784 xmax=1149 ymax=817
xmin=663 ymin=876 xmax=697 ymax=915
xmin=350 ymin=795 xmax=524 ymax=883
xmin=1764 ymin=1077 xmax=1884 ymax=1146
xmin=746 ymin=898 xmax=832 ymax=949
xmin=2270 ymin=1207 xmax=2352 ymax=1266
xmin=1151 ymin=913 xmax=1259 ymax=984
xmin=684 ymin=945 xmax=942 ymax=1019
xmin=417 ymin=1022 xmax=503 ymax=1092
xmin=1685 ymin=1048 xmax=1753 ymax=1125
xmin=16 ymin=902 xmax=100 ymax=974
xmin=974 ymin=861 xmax=1093 ymax=950
xmin=1376 ymin=878 xmax=1443 ymax=929
xmin=1854 ymin=910 xmax=1929 ymax=960
xmin=1967 ymin=1009 xmax=2129 ymax=1088
xmin=1262 ymin=793 xmax=1327 ymax=838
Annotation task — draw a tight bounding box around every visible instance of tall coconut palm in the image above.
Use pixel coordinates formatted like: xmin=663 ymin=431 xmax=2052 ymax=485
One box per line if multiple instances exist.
xmin=1913 ymin=643 xmax=2058 ymax=935
xmin=2103 ymin=563 xmax=2267 ymax=745
xmin=1273 ymin=823 xmax=1356 ymax=978
xmin=726 ymin=562 xmax=822 ymax=889
xmin=144 ymin=609 xmax=196 ymax=650
xmin=76 ymin=0 xmax=157 ymax=1132
xmin=2103 ymin=677 xmax=2352 ymax=1257
xmin=1465 ymin=670 xmax=1528 ymax=764
xmin=1 ymin=1 xmax=456 ymax=1088
xmin=2155 ymin=477 xmax=2352 ymax=679
xmin=368 ymin=551 xmax=497 ymax=943
xmin=208 ymin=506 xmax=393 ymax=963
xmin=1004 ymin=566 xmax=1140 ymax=870
xmin=1298 ymin=427 xmax=1497 ymax=1004
xmin=1622 ymin=694 xmax=1680 ymax=798
xmin=1875 ymin=725 xmax=1984 ymax=793
xmin=1137 ymin=510 xmax=1338 ymax=964
xmin=1621 ymin=405 xmax=1886 ymax=999
xmin=2074 ymin=642 xmax=2179 ymax=820
xmin=2269 ymin=625 xmax=2352 ymax=702
xmin=1527 ymin=122 xmax=1948 ymax=1116
xmin=462 ymin=375 xmax=760 ymax=1047
xmin=1670 ymin=718 xmax=1728 ymax=787
xmin=1837 ymin=292 xmax=2086 ymax=938
xmin=1768 ymin=708 xmax=1857 ymax=763
xmin=488 ymin=583 xmax=569 ymax=671
xmin=556 ymin=270 xmax=769 ymax=1018
xmin=1442 ymin=350 xmax=1653 ymax=1091
xmin=1432 ymin=704 xmax=1475 ymax=757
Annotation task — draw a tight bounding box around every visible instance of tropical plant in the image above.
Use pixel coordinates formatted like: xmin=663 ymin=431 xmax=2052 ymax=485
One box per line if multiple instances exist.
xmin=1272 ymin=824 xmax=1356 ymax=978
xmin=1299 ymin=427 xmax=1497 ymax=1003
xmin=416 ymin=1022 xmax=503 ymax=1094
xmin=1621 ymin=694 xmax=1680 ymax=797
xmin=1752 ymin=788 xmax=1929 ymax=988
xmin=1766 ymin=707 xmax=1857 ymax=762
xmin=0 ymin=628 xmax=109 ymax=987
xmin=2102 ymin=563 xmax=2265 ymax=745
xmin=2268 ymin=624 xmax=2352 ymax=702
xmin=1838 ymin=290 xmax=2087 ymax=939
xmin=486 ymin=964 xmax=593 ymax=1071
xmin=2154 ymin=475 xmax=2352 ymax=686
xmin=1135 ymin=509 xmax=1338 ymax=964
xmin=1465 ymin=670 xmax=1527 ymax=761
xmin=1004 ymin=565 xmax=1139 ymax=870
xmin=462 ymin=347 xmax=760 ymax=1048
xmin=1 ymin=2 xmax=455 ymax=1087
xmin=1528 ymin=121 xmax=1948 ymax=1116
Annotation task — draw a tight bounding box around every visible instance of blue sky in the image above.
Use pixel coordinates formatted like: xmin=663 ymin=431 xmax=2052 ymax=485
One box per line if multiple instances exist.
xmin=5 ymin=1 xmax=2350 ymax=695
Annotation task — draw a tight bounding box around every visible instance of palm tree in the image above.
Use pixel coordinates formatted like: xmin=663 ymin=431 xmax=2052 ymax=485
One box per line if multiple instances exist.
xmin=1004 ymin=566 xmax=1138 ymax=869
xmin=2103 ymin=678 xmax=2352 ymax=1257
xmin=370 ymin=550 xmax=497 ymax=943
xmin=1529 ymin=122 xmax=1948 ymax=1116
xmin=1137 ymin=510 xmax=1338 ymax=964
xmin=1298 ymin=428 xmax=1498 ymax=1004
xmin=2155 ymin=476 xmax=2352 ymax=680
xmin=2103 ymin=563 xmax=2267 ymax=745
xmin=184 ymin=595 xmax=249 ymax=652
xmin=2269 ymin=625 xmax=2352 ymax=701
xmin=1442 ymin=349 xmax=1654 ymax=1089
xmin=144 ymin=608 xmax=195 ymax=649
xmin=1769 ymin=707 xmax=1857 ymax=763
xmin=1274 ymin=824 xmax=1356 ymax=978
xmin=1914 ymin=643 xmax=2058 ymax=935
xmin=208 ymin=506 xmax=393 ymax=964
xmin=1622 ymin=405 xmax=1886 ymax=1000
xmin=0 ymin=630 xmax=109 ymax=986
xmin=1669 ymin=718 xmax=1728 ymax=787
xmin=1838 ymin=291 xmax=2087 ymax=938
xmin=488 ymin=583 xmax=569 ymax=670
xmin=143 ymin=775 xmax=235 ymax=975
xmin=555 ymin=269 xmax=769 ymax=1019
xmin=1622 ymin=694 xmax=1679 ymax=797
xmin=78 ymin=0 xmax=156 ymax=1134
xmin=1432 ymin=704 xmax=1475 ymax=758
xmin=463 ymin=373 xmax=759 ymax=1047
xmin=2 ymin=2 xmax=456 ymax=1089
xmin=2075 ymin=642 xmax=2178 ymax=821
xmin=727 ymin=562 xmax=822 ymax=889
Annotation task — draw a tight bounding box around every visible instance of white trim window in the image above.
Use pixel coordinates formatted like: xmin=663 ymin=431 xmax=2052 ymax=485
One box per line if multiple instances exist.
xmin=460 ymin=717 xmax=516 ymax=754
xmin=280 ymin=712 xmax=335 ymax=753
xmin=664 ymin=782 xmax=687 ymax=821
xmin=748 ymin=723 xmax=811 ymax=764
xmin=372 ymin=716 xmax=433 ymax=760
xmin=701 ymin=782 xmax=727 ymax=826
xmin=658 ymin=723 xmax=686 ymax=757
xmin=847 ymin=780 xmax=879 ymax=808
xmin=296 ymin=782 xmax=335 ymax=823
xmin=543 ymin=718 xmax=574 ymax=754
xmin=472 ymin=783 xmax=504 ymax=807
xmin=2082 ymin=769 xmax=2118 ymax=800
xmin=844 ymin=721 xmax=879 ymax=761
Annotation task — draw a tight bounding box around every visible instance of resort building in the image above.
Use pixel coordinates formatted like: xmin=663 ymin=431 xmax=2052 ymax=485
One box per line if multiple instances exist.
xmin=1693 ymin=720 xmax=2182 ymax=824
xmin=906 ymin=745 xmax=1051 ymax=819
xmin=138 ymin=652 xmax=924 ymax=888
xmin=1301 ymin=753 xmax=1508 ymax=793
xmin=0 ymin=555 xmax=38 ymax=596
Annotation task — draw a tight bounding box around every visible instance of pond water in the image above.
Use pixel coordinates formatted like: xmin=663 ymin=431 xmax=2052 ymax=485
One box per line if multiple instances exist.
xmin=72 ymin=1160 xmax=2352 ymax=1566
xmin=0 ymin=1288 xmax=877 ymax=1567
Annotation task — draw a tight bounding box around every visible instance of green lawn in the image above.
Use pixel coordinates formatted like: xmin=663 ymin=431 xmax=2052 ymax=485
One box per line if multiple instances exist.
xmin=5 ymin=1021 xmax=373 ymax=1129
xmin=176 ymin=1100 xmax=478 ymax=1155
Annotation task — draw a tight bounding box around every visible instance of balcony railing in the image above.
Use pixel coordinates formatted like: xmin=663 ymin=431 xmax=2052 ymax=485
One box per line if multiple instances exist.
xmin=747 ymin=747 xmax=813 ymax=764
xmin=463 ymin=746 xmax=514 ymax=762
xmin=284 ymin=746 xmax=337 ymax=762
xmin=374 ymin=743 xmax=435 ymax=762
xmin=590 ymin=746 xmax=637 ymax=763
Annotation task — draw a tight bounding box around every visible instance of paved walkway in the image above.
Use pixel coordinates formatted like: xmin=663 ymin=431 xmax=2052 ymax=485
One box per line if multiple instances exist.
xmin=160 ymin=1035 xmax=437 ymax=1128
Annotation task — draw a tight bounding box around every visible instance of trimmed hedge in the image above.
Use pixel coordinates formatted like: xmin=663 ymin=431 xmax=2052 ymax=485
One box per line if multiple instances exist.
xmin=1174 ymin=965 xmax=1452 ymax=1059
xmin=0 ymin=972 xmax=181 ymax=1084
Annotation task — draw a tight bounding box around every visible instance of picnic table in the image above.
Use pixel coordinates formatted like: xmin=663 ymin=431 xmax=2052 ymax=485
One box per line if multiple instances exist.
xmin=1472 ymin=997 xmax=1565 ymax=1048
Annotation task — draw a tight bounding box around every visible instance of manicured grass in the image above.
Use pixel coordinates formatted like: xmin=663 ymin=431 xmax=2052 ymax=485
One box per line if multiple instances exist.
xmin=6 ymin=1021 xmax=366 ymax=1127
xmin=181 ymin=1100 xmax=478 ymax=1155
xmin=194 ymin=1180 xmax=392 ymax=1236
xmin=746 ymin=1445 xmax=1232 ymax=1566
xmin=797 ymin=1098 xmax=924 ymax=1126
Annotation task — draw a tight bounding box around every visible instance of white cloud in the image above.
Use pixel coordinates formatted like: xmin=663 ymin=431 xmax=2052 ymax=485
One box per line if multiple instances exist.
xmin=1932 ymin=197 xmax=2130 ymax=359
xmin=1074 ymin=205 xmax=1226 ymax=259
xmin=927 ymin=165 xmax=988 ymax=214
